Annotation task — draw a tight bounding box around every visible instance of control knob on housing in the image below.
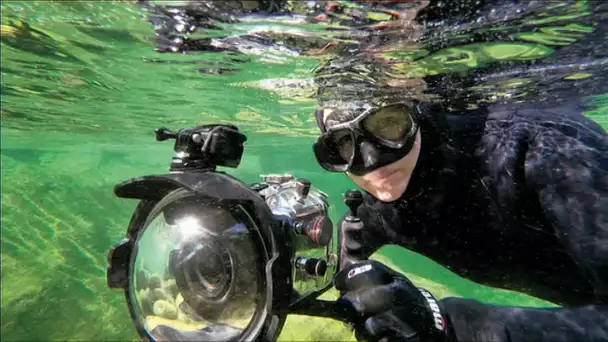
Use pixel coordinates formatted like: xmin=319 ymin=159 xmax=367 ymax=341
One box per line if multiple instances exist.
xmin=294 ymin=215 xmax=333 ymax=246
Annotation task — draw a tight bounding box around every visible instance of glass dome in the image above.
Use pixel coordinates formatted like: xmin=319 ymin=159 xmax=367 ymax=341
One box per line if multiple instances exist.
xmin=128 ymin=189 xmax=265 ymax=341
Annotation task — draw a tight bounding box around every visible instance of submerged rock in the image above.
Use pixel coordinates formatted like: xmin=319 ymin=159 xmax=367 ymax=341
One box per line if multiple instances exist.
xmin=153 ymin=300 xmax=178 ymax=320
xmin=163 ymin=279 xmax=179 ymax=300
xmin=152 ymin=288 xmax=173 ymax=304
xmin=148 ymin=274 xmax=163 ymax=289
xmin=138 ymin=288 xmax=153 ymax=315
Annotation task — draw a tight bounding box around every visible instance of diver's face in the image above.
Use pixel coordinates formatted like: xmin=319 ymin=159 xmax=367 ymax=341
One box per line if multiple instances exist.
xmin=348 ymin=129 xmax=421 ymax=202
xmin=322 ymin=109 xmax=422 ymax=202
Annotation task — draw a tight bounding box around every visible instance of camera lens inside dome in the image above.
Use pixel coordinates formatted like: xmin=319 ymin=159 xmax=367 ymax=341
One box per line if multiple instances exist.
xmin=169 ymin=240 xmax=235 ymax=315
xmin=128 ymin=189 xmax=266 ymax=342
xmin=190 ymin=245 xmax=232 ymax=299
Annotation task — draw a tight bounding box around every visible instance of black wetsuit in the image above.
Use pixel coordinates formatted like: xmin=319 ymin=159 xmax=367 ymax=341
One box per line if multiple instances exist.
xmin=340 ymin=99 xmax=608 ymax=341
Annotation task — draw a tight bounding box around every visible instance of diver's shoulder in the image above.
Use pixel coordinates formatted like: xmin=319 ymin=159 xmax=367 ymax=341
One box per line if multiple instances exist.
xmin=484 ymin=100 xmax=607 ymax=143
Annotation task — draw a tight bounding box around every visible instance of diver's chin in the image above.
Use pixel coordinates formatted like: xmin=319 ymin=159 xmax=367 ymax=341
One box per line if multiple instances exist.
xmin=371 ymin=172 xmax=410 ymax=203
xmin=374 ymin=190 xmax=401 ymax=202
xmin=371 ymin=185 xmax=406 ymax=203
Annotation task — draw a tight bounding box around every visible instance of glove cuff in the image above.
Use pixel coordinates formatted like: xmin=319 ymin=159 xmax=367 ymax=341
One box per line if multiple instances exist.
xmin=417 ymin=288 xmax=452 ymax=342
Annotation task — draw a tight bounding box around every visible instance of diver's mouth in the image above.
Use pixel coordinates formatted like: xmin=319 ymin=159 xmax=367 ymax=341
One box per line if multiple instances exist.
xmin=364 ymin=167 xmax=399 ymax=184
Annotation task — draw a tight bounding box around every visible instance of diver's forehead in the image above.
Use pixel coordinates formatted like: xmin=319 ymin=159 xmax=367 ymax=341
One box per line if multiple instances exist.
xmin=321 ymin=101 xmax=371 ymax=127
xmin=323 ymin=108 xmax=357 ymax=129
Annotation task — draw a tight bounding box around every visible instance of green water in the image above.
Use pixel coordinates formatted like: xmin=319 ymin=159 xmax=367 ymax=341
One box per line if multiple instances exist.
xmin=2 ymin=1 xmax=607 ymax=341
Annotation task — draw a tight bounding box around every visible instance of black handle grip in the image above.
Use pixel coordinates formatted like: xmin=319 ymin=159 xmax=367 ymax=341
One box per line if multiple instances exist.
xmin=339 ymin=189 xmax=367 ymax=270
xmin=155 ymin=127 xmax=177 ymax=141
xmin=344 ymin=189 xmax=363 ymax=218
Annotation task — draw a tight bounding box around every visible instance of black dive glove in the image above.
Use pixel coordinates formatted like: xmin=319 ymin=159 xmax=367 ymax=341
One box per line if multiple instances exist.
xmin=334 ymin=260 xmax=451 ymax=342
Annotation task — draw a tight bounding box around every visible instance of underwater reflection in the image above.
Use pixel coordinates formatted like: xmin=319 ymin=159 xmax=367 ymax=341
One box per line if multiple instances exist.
xmin=141 ymin=0 xmax=607 ymax=112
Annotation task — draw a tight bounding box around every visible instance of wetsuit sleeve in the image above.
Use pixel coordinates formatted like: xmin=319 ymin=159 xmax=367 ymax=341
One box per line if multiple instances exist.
xmin=339 ymin=196 xmax=391 ymax=269
xmin=440 ymin=121 xmax=608 ymax=342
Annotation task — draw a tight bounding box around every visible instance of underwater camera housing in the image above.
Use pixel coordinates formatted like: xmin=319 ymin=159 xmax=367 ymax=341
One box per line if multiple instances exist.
xmin=106 ymin=124 xmax=348 ymax=342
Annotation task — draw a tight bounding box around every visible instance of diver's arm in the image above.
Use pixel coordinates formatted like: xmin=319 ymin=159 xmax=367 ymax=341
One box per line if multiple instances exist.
xmin=440 ymin=298 xmax=608 ymax=342
xmin=441 ymin=123 xmax=608 ymax=342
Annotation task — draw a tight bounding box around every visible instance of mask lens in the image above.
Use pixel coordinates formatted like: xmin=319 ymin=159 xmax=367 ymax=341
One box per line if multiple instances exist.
xmin=362 ymin=104 xmax=413 ymax=143
xmin=313 ymin=130 xmax=354 ymax=171
xmin=332 ymin=130 xmax=355 ymax=162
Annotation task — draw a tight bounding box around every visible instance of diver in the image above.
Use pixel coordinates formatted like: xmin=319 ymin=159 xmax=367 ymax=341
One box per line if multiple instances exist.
xmin=313 ymin=93 xmax=608 ymax=341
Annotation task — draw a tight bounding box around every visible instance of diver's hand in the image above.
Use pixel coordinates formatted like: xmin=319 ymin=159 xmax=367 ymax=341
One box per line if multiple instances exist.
xmin=334 ymin=260 xmax=450 ymax=342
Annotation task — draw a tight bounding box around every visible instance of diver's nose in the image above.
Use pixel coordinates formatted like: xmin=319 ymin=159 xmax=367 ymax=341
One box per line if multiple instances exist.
xmin=359 ymin=141 xmax=380 ymax=168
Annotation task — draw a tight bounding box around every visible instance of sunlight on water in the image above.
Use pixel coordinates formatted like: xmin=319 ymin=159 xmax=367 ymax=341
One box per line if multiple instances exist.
xmin=1 ymin=0 xmax=606 ymax=341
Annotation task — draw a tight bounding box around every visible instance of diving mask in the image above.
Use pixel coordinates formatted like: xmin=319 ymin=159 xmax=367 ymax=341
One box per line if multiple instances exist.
xmin=313 ymin=103 xmax=419 ymax=175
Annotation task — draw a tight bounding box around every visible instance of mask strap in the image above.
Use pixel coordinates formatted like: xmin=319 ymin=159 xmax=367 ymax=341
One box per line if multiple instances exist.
xmin=315 ymin=109 xmax=326 ymax=132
